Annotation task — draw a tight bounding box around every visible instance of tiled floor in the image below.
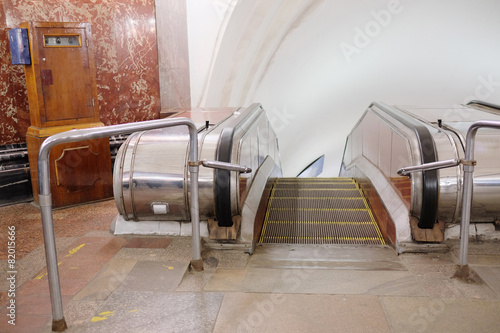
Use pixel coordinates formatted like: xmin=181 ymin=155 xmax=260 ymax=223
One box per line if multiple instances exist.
xmin=1 ymin=199 xmax=500 ymax=332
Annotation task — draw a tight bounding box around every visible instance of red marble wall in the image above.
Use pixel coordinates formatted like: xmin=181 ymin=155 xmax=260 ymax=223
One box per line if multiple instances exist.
xmin=0 ymin=0 xmax=161 ymax=145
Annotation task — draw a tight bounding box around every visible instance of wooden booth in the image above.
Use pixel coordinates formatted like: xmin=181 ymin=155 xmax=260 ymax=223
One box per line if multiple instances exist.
xmin=21 ymin=22 xmax=113 ymax=207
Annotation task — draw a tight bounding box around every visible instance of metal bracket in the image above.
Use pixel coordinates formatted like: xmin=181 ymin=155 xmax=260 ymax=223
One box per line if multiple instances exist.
xmin=38 ymin=194 xmax=52 ymax=207
xmin=460 ymin=159 xmax=477 ymax=166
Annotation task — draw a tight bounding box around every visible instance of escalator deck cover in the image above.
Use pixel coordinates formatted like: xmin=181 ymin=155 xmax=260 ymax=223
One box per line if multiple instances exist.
xmin=259 ymin=178 xmax=385 ymax=245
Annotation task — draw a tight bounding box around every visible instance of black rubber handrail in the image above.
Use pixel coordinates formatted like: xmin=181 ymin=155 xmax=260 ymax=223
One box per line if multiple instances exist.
xmin=214 ymin=103 xmax=262 ymax=227
xmin=370 ymin=101 xmax=439 ymax=229
xmin=215 ymin=127 xmax=235 ymax=226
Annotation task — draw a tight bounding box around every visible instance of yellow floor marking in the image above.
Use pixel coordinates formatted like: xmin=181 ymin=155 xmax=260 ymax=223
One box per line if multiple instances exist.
xmin=100 ymin=311 xmax=115 ymax=316
xmin=163 ymin=265 xmax=174 ymax=270
xmin=35 ymin=245 xmax=86 ymax=279
xmin=65 ymin=243 xmax=86 ymax=257
xmin=34 ymin=262 xmax=62 ymax=280
xmin=128 ymin=309 xmax=139 ymax=313
xmin=91 ymin=311 xmax=115 ymax=323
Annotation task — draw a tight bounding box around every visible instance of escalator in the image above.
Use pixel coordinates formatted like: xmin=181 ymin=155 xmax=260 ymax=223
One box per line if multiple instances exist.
xmin=259 ymin=178 xmax=384 ymax=245
xmin=111 ymin=101 xmax=500 ymax=254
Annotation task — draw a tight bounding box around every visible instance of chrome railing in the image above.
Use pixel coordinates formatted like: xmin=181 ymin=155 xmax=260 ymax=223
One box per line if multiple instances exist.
xmin=38 ymin=118 xmax=202 ymax=331
xmin=457 ymin=120 xmax=500 ymax=277
xmin=397 ymin=159 xmax=461 ymax=176
xmin=398 ymin=120 xmax=500 ymax=279
xmin=201 ymin=159 xmax=252 ymax=173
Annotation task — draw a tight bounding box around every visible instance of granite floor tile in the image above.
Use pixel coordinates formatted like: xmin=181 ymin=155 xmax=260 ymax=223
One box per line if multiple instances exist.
xmin=74 ymin=259 xmax=137 ymax=301
xmin=119 ymin=260 xmax=189 ymax=292
xmin=62 ymin=299 xmax=106 ymax=326
xmin=0 ymin=314 xmax=51 ymax=333
xmin=246 ymin=267 xmax=412 ymax=294
xmin=213 ymin=292 xmax=391 ymax=333
xmin=77 ymin=290 xmax=224 ymax=333
xmin=472 ymin=265 xmax=500 ymax=297
xmin=380 ymin=296 xmax=500 ymax=333
xmin=124 ymin=237 xmax=172 ymax=249
xmin=202 ymin=249 xmax=250 ymax=269
xmin=204 ymin=269 xmax=248 ymax=292
xmin=112 ymin=248 xmax=170 ymax=261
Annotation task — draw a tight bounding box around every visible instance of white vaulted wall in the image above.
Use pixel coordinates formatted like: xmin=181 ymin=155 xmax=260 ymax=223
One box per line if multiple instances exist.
xmin=186 ymin=0 xmax=500 ymax=176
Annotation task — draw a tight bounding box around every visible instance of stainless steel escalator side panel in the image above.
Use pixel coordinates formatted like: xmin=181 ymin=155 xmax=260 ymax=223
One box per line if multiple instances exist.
xmin=392 ymin=106 xmax=463 ymax=223
xmin=113 ymin=132 xmax=136 ymax=220
xmin=441 ymin=122 xmax=500 ymax=222
xmin=113 ymin=126 xmax=191 ymax=221
xmin=113 ymin=113 xmax=234 ymax=222
xmin=113 ymin=104 xmax=282 ymax=223
xmin=351 ymin=106 xmax=424 ymax=220
xmin=234 ymin=111 xmax=280 ymax=211
xmin=379 ymin=104 xmax=500 ymax=223
xmin=220 ymin=105 xmax=282 ymax=220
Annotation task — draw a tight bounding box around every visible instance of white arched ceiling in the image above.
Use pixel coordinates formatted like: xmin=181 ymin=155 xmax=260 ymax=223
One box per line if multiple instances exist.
xmin=187 ymin=0 xmax=500 ymax=176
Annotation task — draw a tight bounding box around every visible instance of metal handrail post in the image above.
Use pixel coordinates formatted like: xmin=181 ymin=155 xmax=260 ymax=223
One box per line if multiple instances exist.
xmin=457 ymin=120 xmax=500 ymax=274
xmin=397 ymin=159 xmax=461 ymax=176
xmin=37 ymin=118 xmax=203 ymax=331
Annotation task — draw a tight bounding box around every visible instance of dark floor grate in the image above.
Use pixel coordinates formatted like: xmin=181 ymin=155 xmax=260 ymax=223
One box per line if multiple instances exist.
xmin=259 ymin=178 xmax=385 ymax=245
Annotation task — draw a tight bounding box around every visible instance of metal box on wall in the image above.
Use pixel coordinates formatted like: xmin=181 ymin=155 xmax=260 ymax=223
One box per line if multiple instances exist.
xmin=8 ymin=28 xmax=31 ymax=65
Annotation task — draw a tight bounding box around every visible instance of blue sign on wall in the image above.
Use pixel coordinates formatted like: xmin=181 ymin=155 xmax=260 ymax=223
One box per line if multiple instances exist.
xmin=8 ymin=28 xmax=31 ymax=65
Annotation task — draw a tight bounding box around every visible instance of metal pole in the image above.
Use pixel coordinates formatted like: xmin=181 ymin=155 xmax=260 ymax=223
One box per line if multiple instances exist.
xmin=457 ymin=120 xmax=500 ymax=277
xmin=187 ymin=125 xmax=203 ymax=271
xmin=37 ymin=117 xmax=203 ymax=331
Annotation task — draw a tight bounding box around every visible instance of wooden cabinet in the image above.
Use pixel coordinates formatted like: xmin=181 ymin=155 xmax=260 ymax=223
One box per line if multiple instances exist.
xmin=21 ymin=22 xmax=112 ymax=207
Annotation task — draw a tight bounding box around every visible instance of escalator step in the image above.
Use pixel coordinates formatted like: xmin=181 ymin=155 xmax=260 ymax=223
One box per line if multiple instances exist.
xmin=259 ymin=178 xmax=385 ymax=245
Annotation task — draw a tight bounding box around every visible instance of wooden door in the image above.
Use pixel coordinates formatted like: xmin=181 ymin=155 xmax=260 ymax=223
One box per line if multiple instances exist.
xmin=37 ymin=27 xmax=94 ymax=124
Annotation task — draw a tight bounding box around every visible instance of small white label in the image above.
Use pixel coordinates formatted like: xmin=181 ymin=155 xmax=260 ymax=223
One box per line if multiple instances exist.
xmin=152 ymin=203 xmax=169 ymax=214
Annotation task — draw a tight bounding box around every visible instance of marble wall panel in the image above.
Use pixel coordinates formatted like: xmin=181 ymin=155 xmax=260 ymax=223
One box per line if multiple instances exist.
xmin=0 ymin=3 xmax=31 ymax=144
xmin=0 ymin=0 xmax=161 ymax=145
xmin=156 ymin=0 xmax=191 ymax=110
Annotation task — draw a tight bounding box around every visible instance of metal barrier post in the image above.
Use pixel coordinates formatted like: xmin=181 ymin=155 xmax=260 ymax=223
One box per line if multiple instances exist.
xmin=456 ymin=120 xmax=500 ymax=278
xmin=37 ymin=118 xmax=203 ymax=331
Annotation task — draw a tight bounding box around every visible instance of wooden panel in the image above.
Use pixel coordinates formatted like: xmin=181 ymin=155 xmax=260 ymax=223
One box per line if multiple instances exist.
xmin=27 ymin=133 xmax=113 ymax=208
xmin=54 ymin=146 xmax=101 ymax=192
xmin=20 ymin=21 xmax=100 ymax=128
xmin=357 ymin=178 xmax=397 ymax=246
